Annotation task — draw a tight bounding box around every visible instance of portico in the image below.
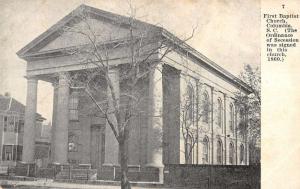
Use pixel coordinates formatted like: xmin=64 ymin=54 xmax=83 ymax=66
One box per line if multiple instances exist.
xmin=21 ymin=72 xmax=72 ymax=165
xmin=20 ymin=63 xmax=165 ymax=182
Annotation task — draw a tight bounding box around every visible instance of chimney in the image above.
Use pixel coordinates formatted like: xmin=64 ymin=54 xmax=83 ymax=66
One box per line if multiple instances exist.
xmin=4 ymin=92 xmax=11 ymax=97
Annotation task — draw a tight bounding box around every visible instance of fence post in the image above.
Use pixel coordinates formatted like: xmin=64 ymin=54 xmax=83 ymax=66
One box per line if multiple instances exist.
xmin=87 ymin=169 xmax=89 ymax=181
xmin=209 ymin=165 xmax=213 ymax=189
xmin=34 ymin=163 xmax=37 ymax=178
xmin=113 ymin=166 xmax=116 ymax=180
xmin=26 ymin=164 xmax=30 ymax=177
xmin=53 ymin=166 xmax=56 ymax=180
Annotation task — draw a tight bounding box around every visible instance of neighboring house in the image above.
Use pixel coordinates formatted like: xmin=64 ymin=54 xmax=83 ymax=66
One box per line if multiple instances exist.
xmin=35 ymin=122 xmax=51 ymax=168
xmin=0 ymin=93 xmax=46 ymax=166
xmin=17 ymin=5 xmax=252 ymax=181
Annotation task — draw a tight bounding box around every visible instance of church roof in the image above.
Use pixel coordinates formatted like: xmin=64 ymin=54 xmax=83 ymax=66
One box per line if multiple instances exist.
xmin=17 ymin=4 xmax=252 ymax=94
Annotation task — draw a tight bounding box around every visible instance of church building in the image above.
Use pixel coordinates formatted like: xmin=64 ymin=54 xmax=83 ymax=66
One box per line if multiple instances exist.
xmin=17 ymin=5 xmax=251 ymax=181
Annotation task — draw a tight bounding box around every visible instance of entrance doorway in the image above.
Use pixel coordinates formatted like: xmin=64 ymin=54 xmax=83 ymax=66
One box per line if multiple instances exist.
xmin=90 ymin=124 xmax=105 ymax=169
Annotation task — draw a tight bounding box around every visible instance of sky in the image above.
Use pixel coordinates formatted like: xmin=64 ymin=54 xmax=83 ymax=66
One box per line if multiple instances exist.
xmin=0 ymin=0 xmax=260 ymax=122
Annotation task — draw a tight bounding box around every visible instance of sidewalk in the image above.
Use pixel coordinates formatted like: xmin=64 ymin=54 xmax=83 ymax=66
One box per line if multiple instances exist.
xmin=0 ymin=179 xmax=174 ymax=189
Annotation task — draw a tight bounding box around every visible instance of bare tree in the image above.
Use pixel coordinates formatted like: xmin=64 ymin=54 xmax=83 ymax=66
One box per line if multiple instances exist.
xmin=179 ymin=82 xmax=211 ymax=164
xmin=235 ymin=64 xmax=261 ymax=164
xmin=60 ymin=5 xmax=195 ymax=189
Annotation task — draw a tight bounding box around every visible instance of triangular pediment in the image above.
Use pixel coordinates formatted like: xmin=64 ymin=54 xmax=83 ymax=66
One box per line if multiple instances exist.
xmin=17 ymin=4 xmax=158 ymax=58
xmin=39 ymin=18 xmax=132 ymax=52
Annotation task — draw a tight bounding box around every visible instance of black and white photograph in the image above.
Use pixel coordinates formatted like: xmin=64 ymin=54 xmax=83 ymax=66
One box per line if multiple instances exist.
xmin=0 ymin=0 xmax=298 ymax=189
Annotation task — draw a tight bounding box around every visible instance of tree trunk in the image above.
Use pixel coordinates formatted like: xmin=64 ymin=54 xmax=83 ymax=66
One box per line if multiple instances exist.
xmin=185 ymin=143 xmax=188 ymax=164
xmin=119 ymin=140 xmax=131 ymax=189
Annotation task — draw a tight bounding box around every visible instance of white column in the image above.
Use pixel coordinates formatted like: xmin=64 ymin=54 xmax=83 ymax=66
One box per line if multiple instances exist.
xmin=50 ymin=83 xmax=58 ymax=162
xmin=245 ymin=112 xmax=249 ymax=165
xmin=22 ymin=77 xmax=38 ymax=163
xmin=146 ymin=64 xmax=163 ymax=182
xmin=104 ymin=68 xmax=120 ymax=165
xmin=224 ymin=94 xmax=227 ymax=165
xmin=179 ymin=73 xmax=187 ymax=164
xmin=210 ymin=87 xmax=214 ymax=164
xmin=53 ymin=72 xmax=70 ymax=164
xmin=235 ymin=108 xmax=238 ymax=165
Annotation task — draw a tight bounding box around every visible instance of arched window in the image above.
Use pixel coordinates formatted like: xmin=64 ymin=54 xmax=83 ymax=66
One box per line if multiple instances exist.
xmin=229 ymin=103 xmax=234 ymax=132
xmin=229 ymin=142 xmax=235 ymax=164
xmin=217 ymin=140 xmax=223 ymax=164
xmin=240 ymin=144 xmax=245 ymax=164
xmin=217 ymin=99 xmax=222 ymax=127
xmin=203 ymin=137 xmax=209 ymax=164
xmin=187 ymin=85 xmax=194 ymax=121
xmin=202 ymin=92 xmax=209 ymax=123
xmin=239 ymin=107 xmax=247 ymax=140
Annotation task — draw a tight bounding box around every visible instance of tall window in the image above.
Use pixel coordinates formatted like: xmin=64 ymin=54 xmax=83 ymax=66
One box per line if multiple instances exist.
xmin=8 ymin=116 xmax=15 ymax=132
xmin=217 ymin=140 xmax=223 ymax=164
xmin=14 ymin=117 xmax=19 ymax=133
xmin=69 ymin=92 xmax=79 ymax=121
xmin=202 ymin=92 xmax=209 ymax=123
xmin=240 ymin=144 xmax=245 ymax=164
xmin=203 ymin=137 xmax=209 ymax=163
xmin=3 ymin=116 xmax=8 ymax=132
xmin=4 ymin=116 xmax=16 ymax=132
xmin=2 ymin=145 xmax=13 ymax=161
xmin=1 ymin=145 xmax=22 ymax=161
xmin=18 ymin=120 xmax=24 ymax=133
xmin=229 ymin=104 xmax=234 ymax=132
xmin=217 ymin=99 xmax=222 ymax=127
xmin=229 ymin=143 xmax=234 ymax=164
xmin=187 ymin=85 xmax=194 ymax=121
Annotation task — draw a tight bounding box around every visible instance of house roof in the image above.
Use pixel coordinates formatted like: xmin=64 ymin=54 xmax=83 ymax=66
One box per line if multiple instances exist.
xmin=0 ymin=94 xmax=45 ymax=121
xmin=17 ymin=4 xmax=252 ymax=94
